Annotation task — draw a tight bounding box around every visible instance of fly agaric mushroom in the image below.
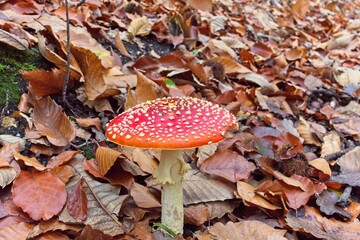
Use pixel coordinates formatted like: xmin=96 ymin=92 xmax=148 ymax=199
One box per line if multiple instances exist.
xmin=105 ymin=96 xmax=238 ymax=234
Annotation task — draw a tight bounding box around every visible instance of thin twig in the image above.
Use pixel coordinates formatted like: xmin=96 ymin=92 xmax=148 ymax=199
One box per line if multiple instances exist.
xmin=62 ymin=0 xmax=71 ymax=106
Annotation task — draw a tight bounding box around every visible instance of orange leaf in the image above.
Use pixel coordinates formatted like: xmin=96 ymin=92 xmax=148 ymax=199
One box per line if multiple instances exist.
xmin=0 ymin=222 xmax=34 ymax=240
xmin=236 ymin=181 xmax=281 ymax=210
xmin=95 ymin=146 xmax=122 ymax=176
xmin=13 ymin=152 xmax=46 ymax=171
xmin=50 ymin=165 xmax=75 ymax=184
xmin=22 ymin=69 xmax=66 ymax=97
xmin=128 ymin=219 xmax=154 ymax=240
xmin=115 ymin=32 xmax=131 ymax=57
xmin=12 ymin=171 xmax=67 ymax=220
xmin=200 ymin=149 xmax=256 ymax=183
xmin=71 ymin=46 xmax=119 ymax=101
xmin=75 ymin=117 xmax=102 ymax=131
xmin=31 ymin=95 xmax=76 ymax=147
xmin=67 ymin=179 xmax=88 ymax=221
xmin=211 ymin=56 xmax=250 ymax=74
xmin=75 ymin=225 xmax=113 ymax=240
xmin=291 ymin=0 xmax=310 ymax=19
xmin=188 ymin=0 xmax=212 ymax=11
xmin=46 ymin=150 xmax=81 ymax=169
xmin=0 ymin=142 xmax=21 ymax=164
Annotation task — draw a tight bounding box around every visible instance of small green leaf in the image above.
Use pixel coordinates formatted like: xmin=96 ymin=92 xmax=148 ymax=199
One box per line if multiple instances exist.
xmin=164 ymin=78 xmax=177 ymax=88
xmin=151 ymin=222 xmax=176 ymax=237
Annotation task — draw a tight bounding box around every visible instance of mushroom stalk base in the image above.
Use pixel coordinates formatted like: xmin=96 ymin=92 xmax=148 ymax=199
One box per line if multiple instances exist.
xmin=153 ymin=150 xmax=190 ymax=235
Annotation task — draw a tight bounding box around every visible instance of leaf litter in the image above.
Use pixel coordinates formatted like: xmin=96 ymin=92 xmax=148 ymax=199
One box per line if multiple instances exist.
xmin=0 ymin=0 xmax=360 ymax=239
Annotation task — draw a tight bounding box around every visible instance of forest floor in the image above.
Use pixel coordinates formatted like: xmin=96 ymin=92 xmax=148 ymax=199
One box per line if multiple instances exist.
xmin=0 ymin=0 xmax=360 ymax=240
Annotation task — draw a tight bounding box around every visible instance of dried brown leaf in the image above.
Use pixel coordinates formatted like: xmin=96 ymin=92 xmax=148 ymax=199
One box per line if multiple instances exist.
xmin=183 ymin=170 xmax=235 ymax=205
xmin=132 ymin=148 xmax=157 ymax=174
xmin=128 ymin=16 xmax=152 ymax=37
xmin=321 ymin=132 xmax=341 ymax=157
xmin=207 ymin=221 xmax=287 ymax=240
xmin=67 ymin=179 xmax=88 ymax=221
xmin=28 ymin=219 xmax=82 ymax=239
xmin=75 ymin=225 xmax=113 ymax=240
xmin=12 ymin=170 xmax=67 ymax=220
xmin=188 ymin=0 xmax=212 ymax=11
xmin=0 ymin=28 xmax=29 ymax=50
xmin=0 ymin=142 xmax=21 ymax=163
xmin=31 ymin=95 xmax=76 ymax=147
xmin=59 ymin=155 xmax=125 ymax=236
xmin=13 ymin=152 xmax=46 ymax=170
xmin=316 ymin=190 xmax=352 ymax=218
xmin=75 ymin=117 xmax=102 ymax=131
xmin=22 ymin=69 xmax=66 ymax=97
xmin=95 ymin=146 xmax=122 ymax=176
xmin=184 ymin=203 xmax=209 ymax=226
xmin=130 ymin=182 xmax=161 ymax=208
xmin=0 ymin=166 xmax=17 ymax=188
xmin=49 ymin=165 xmax=75 ymax=184
xmin=115 ymin=32 xmax=131 ymax=57
xmin=286 ymin=205 xmax=360 ymax=239
xmin=128 ymin=219 xmax=154 ymax=240
xmin=0 ymin=222 xmax=34 ymax=240
xmin=309 ymin=158 xmax=331 ymax=176
xmin=236 ymin=181 xmax=281 ymax=210
xmin=200 ymin=149 xmax=255 ymax=183
xmin=291 ymin=0 xmax=310 ymax=19
xmin=46 ymin=150 xmax=81 ymax=169
xmin=278 ymin=175 xmax=315 ymax=209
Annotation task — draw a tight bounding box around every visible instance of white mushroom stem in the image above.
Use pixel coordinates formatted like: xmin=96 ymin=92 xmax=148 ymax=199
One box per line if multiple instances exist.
xmin=153 ymin=150 xmax=191 ymax=234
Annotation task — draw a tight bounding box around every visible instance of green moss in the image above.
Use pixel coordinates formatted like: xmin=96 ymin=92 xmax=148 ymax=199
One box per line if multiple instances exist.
xmin=81 ymin=144 xmax=95 ymax=159
xmin=0 ymin=44 xmax=43 ymax=106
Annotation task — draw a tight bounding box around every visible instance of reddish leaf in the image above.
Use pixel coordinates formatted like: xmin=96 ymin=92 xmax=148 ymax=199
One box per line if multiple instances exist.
xmin=12 ymin=171 xmax=67 ymax=220
xmin=49 ymin=165 xmax=75 ymax=184
xmin=13 ymin=152 xmax=46 ymax=171
xmin=200 ymin=149 xmax=256 ymax=183
xmin=75 ymin=225 xmax=113 ymax=240
xmin=75 ymin=117 xmax=102 ymax=131
xmin=67 ymin=179 xmax=88 ymax=221
xmin=0 ymin=142 xmax=21 ymax=163
xmin=128 ymin=219 xmax=154 ymax=240
xmin=21 ymin=69 xmax=66 ymax=97
xmin=184 ymin=204 xmax=209 ymax=226
xmin=278 ymin=175 xmax=315 ymax=209
xmin=250 ymin=43 xmax=274 ymax=59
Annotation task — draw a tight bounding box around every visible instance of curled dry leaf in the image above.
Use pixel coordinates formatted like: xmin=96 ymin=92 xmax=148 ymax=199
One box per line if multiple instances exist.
xmin=336 ymin=146 xmax=360 ymax=173
xmin=0 ymin=166 xmax=17 ymax=188
xmin=309 ymin=158 xmax=331 ymax=176
xmin=49 ymin=165 xmax=75 ymax=184
xmin=236 ymin=181 xmax=281 ymax=210
xmin=184 ymin=203 xmax=209 ymax=226
xmin=320 ymin=132 xmax=341 ymax=157
xmin=115 ymin=32 xmax=131 ymax=57
xmin=13 ymin=152 xmax=46 ymax=171
xmin=200 ymin=149 xmax=256 ymax=183
xmin=31 ymin=95 xmax=76 ymax=147
xmin=132 ymin=148 xmax=157 ymax=174
xmin=128 ymin=16 xmax=152 ymax=37
xmin=0 ymin=28 xmax=29 ymax=50
xmin=127 ymin=219 xmax=154 ymax=240
xmin=67 ymin=179 xmax=88 ymax=221
xmin=130 ymin=182 xmax=161 ymax=208
xmin=207 ymin=221 xmax=287 ymax=240
xmin=21 ymin=68 xmax=66 ymax=97
xmin=71 ymin=46 xmax=119 ymax=101
xmin=291 ymin=0 xmax=310 ymax=19
xmin=210 ymin=57 xmax=250 ymax=74
xmin=0 ymin=142 xmax=21 ymax=163
xmin=95 ymin=146 xmax=122 ymax=176
xmin=286 ymin=205 xmax=360 ymax=240
xmin=75 ymin=117 xmax=102 ymax=132
xmin=12 ymin=170 xmax=67 ymax=221
xmin=27 ymin=219 xmax=83 ymax=239
xmin=277 ymin=175 xmax=315 ymax=209
xmin=46 ymin=150 xmax=81 ymax=169
xmin=188 ymin=0 xmax=212 ymax=11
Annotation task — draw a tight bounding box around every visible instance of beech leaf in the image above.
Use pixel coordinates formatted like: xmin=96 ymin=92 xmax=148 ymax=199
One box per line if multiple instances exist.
xmin=12 ymin=171 xmax=67 ymax=221
xmin=59 ymin=155 xmax=125 ymax=236
xmin=183 ymin=170 xmax=235 ymax=205
xmin=95 ymin=146 xmax=121 ymax=176
xmin=0 ymin=166 xmax=17 ymax=188
xmin=200 ymin=149 xmax=256 ymax=183
xmin=67 ymin=179 xmax=88 ymax=221
xmin=130 ymin=182 xmax=161 ymax=208
xmin=31 ymin=95 xmax=76 ymax=147
xmin=0 ymin=222 xmax=34 ymax=240
xmin=207 ymin=221 xmax=287 ymax=240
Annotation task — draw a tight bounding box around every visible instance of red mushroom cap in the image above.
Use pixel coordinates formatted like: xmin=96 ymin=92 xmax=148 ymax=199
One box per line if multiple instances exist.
xmin=106 ymin=97 xmax=238 ymax=149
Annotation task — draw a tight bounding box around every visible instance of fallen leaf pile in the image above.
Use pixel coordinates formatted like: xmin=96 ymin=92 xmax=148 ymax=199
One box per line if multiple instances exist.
xmin=1 ymin=0 xmax=360 ymax=239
